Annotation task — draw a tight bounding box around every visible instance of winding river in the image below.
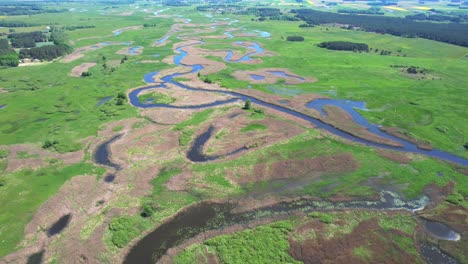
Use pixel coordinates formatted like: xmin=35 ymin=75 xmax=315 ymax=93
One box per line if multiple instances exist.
xmin=127 ymin=41 xmax=468 ymax=166
xmin=120 ymin=30 xmax=466 ymax=263
xmin=124 ymin=191 xmax=429 ymax=264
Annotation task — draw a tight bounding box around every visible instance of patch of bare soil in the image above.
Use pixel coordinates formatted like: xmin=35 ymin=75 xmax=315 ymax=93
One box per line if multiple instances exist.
xmin=380 ymin=126 xmax=433 ymax=150
xmin=147 ymin=66 xmax=193 ymax=83
xmin=144 ymin=83 xmax=238 ymax=108
xmin=232 ymin=68 xmax=316 ymax=85
xmin=180 ymin=46 xmax=227 ymax=75
xmin=236 ymin=88 xmax=325 ymax=121
xmin=142 ymin=107 xmax=196 ymax=125
xmin=1 ymin=175 xmax=110 ymax=264
xmin=421 ymin=182 xmax=455 ymax=210
xmin=289 ymin=215 xmax=420 ymax=264
xmin=323 ymin=105 xmax=403 ymax=147
xmin=165 ymin=172 xmax=194 ymax=191
xmin=112 ymin=25 xmax=142 ymax=35
xmin=69 ymin=62 xmax=97 ymax=77
xmin=61 ymin=42 xmax=133 ymax=63
xmin=1 ymin=117 xmax=190 ymax=263
xmin=376 ymin=149 xmax=413 ymax=164
xmin=227 ymin=153 xmax=359 ymax=184
xmin=6 ymin=144 xmax=84 ymax=173
xmin=198 ymin=108 xmax=304 ymax=161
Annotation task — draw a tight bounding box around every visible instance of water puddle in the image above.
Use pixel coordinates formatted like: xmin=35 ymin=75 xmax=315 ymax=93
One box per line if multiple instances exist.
xmin=423 ymin=220 xmax=461 ymax=241
xmin=128 ymin=46 xmax=143 ymax=55
xmin=96 ymin=96 xmax=113 ymax=107
xmin=267 ymin=71 xmax=305 ymax=82
xmin=47 ymin=214 xmax=71 ymax=237
xmin=104 ymin=174 xmax=116 ymax=183
xmin=249 ymin=74 xmax=265 ymax=80
xmin=27 ymin=250 xmax=45 ymax=264
xmin=94 ymin=134 xmax=122 ymax=170
xmin=420 ymin=244 xmax=459 ymax=264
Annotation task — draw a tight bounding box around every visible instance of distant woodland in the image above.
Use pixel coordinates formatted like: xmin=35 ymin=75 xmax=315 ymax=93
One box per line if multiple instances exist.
xmin=0 ymin=39 xmax=19 ymax=67
xmin=292 ymin=9 xmax=468 ymax=47
xmin=318 ymin=41 xmax=369 ymax=51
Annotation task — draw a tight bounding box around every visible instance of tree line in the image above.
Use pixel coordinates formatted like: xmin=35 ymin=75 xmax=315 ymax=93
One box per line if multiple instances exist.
xmin=0 ymin=39 xmax=19 ymax=67
xmin=317 ymin=41 xmax=369 ymax=51
xmin=405 ymin=13 xmax=468 ymax=23
xmin=287 ymin=36 xmax=305 ymax=41
xmin=292 ymin=9 xmax=468 ymax=47
xmin=8 ymin=31 xmax=47 ymax=48
xmin=0 ymin=2 xmax=66 ymax=16
xmin=0 ymin=21 xmax=41 ymax=27
xmin=19 ymin=44 xmax=72 ymax=61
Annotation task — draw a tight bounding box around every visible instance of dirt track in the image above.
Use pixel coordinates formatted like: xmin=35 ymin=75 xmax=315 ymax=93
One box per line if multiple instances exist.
xmin=69 ymin=62 xmax=96 ymax=77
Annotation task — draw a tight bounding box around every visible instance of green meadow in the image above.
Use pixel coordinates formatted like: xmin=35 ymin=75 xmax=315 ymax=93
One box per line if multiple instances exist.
xmin=0 ymin=1 xmax=466 ymax=261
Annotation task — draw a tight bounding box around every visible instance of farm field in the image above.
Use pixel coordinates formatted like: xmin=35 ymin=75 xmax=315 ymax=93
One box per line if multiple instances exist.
xmin=0 ymin=1 xmax=467 ymax=264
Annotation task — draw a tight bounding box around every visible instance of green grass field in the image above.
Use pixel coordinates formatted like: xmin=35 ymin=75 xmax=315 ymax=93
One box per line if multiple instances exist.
xmin=0 ymin=1 xmax=466 ymax=261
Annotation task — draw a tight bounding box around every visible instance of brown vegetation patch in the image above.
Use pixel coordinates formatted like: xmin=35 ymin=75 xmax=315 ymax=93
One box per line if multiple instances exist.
xmin=376 ymin=149 xmax=413 ymax=164
xmin=112 ymin=25 xmax=142 ymax=35
xmin=380 ymin=127 xmax=433 ymax=150
xmin=61 ymin=42 xmax=133 ymax=63
xmin=141 ymin=107 xmax=195 ymax=125
xmin=416 ymin=198 xmax=468 ymax=263
xmin=165 ymin=172 xmax=194 ymax=192
xmin=69 ymin=62 xmax=96 ymax=77
xmin=289 ymin=215 xmax=420 ymax=264
xmin=199 ymin=108 xmax=304 ymax=161
xmin=227 ymin=153 xmax=359 ymax=184
xmin=232 ymin=68 xmax=316 ymax=85
xmin=180 ymin=46 xmax=227 ymax=75
xmin=323 ymin=105 xmax=403 ymax=147
xmin=148 ymin=66 xmax=193 ymax=83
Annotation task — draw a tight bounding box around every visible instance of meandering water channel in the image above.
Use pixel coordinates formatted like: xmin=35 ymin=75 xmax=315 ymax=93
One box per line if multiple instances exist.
xmin=127 ymin=41 xmax=468 ymax=166
xmin=116 ymin=29 xmax=466 ymax=263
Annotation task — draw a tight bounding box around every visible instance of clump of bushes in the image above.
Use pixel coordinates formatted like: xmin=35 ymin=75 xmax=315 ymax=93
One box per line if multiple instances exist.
xmin=108 ymin=216 xmax=149 ymax=248
xmin=309 ymin=212 xmax=334 ymax=224
xmin=318 ymin=41 xmax=368 ymax=52
xmin=42 ymin=139 xmax=59 ymax=149
xmin=81 ymin=71 xmax=92 ymax=77
xmin=116 ymin=92 xmax=127 ymax=105
xmin=286 ymin=36 xmax=304 ymax=42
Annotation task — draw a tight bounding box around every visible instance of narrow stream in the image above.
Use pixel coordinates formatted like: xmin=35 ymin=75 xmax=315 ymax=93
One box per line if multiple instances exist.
xmin=124 ymin=191 xmax=428 ymax=264
xmin=127 ymin=41 xmax=468 ymax=166
xmin=121 ymin=27 xmax=466 ymax=263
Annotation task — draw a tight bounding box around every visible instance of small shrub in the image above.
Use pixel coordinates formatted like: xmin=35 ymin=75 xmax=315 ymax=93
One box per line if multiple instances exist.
xmin=140 ymin=202 xmax=156 ymax=218
xmin=42 ymin=139 xmax=59 ymax=149
xmin=309 ymin=212 xmax=334 ymax=224
xmin=81 ymin=71 xmax=92 ymax=77
xmin=243 ymin=99 xmax=251 ymax=110
xmin=117 ymin=92 xmax=126 ymax=100
xmin=0 ymin=149 xmax=8 ymax=159
xmin=286 ymin=36 xmax=304 ymax=41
